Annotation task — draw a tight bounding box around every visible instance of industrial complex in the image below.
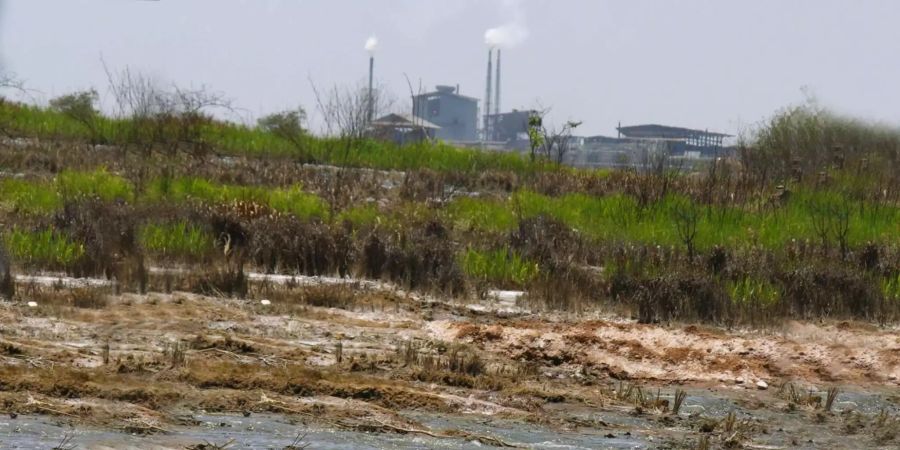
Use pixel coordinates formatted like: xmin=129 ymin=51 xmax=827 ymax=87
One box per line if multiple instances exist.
xmin=367 ymin=45 xmax=733 ymax=168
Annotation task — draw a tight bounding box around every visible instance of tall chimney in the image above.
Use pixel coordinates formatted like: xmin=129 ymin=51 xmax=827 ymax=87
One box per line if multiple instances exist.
xmin=494 ymin=49 xmax=501 ymax=116
xmin=367 ymin=55 xmax=375 ymax=124
xmin=484 ymin=49 xmax=493 ymax=141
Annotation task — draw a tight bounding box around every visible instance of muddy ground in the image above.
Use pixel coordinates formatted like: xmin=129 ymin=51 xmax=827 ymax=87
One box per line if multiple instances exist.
xmin=1 ymin=278 xmax=899 ymax=449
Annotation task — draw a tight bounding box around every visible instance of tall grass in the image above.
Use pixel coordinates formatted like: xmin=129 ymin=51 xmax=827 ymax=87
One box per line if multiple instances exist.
xmin=883 ymin=274 xmax=900 ymax=303
xmin=0 ymin=169 xmax=132 ymax=215
xmin=3 ymin=228 xmax=85 ymax=268
xmin=460 ymin=248 xmax=539 ymax=288
xmin=139 ymin=221 xmax=214 ymax=260
xmin=145 ymin=176 xmax=329 ymax=220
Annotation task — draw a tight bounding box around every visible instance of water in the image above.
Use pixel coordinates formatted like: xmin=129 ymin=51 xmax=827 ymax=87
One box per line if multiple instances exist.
xmin=0 ymin=413 xmax=650 ymax=450
xmin=1 ymin=387 xmax=894 ymax=449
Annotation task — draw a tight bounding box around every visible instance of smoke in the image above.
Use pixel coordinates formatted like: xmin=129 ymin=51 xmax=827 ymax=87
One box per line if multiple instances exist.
xmin=484 ymin=0 xmax=528 ymax=48
xmin=364 ymin=35 xmax=378 ymax=53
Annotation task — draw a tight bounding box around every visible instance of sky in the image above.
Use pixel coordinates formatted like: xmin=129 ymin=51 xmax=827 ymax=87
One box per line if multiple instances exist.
xmin=1 ymin=0 xmax=898 ymax=137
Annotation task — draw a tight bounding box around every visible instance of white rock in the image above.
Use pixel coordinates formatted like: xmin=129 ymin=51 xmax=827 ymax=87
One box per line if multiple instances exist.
xmin=259 ymin=299 xmax=271 ymax=306
xmin=26 ymin=301 xmax=38 ymax=308
xmin=756 ymin=380 xmax=768 ymax=390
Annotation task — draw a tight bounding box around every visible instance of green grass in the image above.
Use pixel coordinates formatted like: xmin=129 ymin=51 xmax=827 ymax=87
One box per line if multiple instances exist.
xmin=460 ymin=248 xmax=539 ymax=288
xmin=0 ymin=179 xmax=61 ymax=214
xmin=56 ymin=169 xmax=134 ymax=202
xmin=727 ymin=277 xmax=781 ymax=306
xmin=145 ymin=176 xmax=329 ymax=220
xmin=447 ymin=196 xmax=518 ymax=233
xmin=1 ymin=100 xmax=534 ymax=174
xmin=883 ymin=274 xmax=900 ymax=302
xmin=139 ymin=221 xmax=214 ymax=260
xmin=3 ymin=228 xmax=85 ymax=268
xmin=268 ymin=185 xmax=330 ymax=220
xmin=448 ymin=189 xmax=900 ymax=249
xmin=0 ymin=169 xmax=132 ymax=215
xmin=336 ymin=204 xmax=382 ymax=227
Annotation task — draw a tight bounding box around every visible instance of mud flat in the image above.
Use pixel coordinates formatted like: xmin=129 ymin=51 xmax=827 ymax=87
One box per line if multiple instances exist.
xmin=1 ymin=283 xmax=899 ymax=449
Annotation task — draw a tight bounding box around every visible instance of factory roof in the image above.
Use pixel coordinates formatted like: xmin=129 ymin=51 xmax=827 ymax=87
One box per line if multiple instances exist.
xmin=616 ymin=124 xmax=732 ymax=139
xmin=370 ymin=113 xmax=441 ymax=130
xmin=413 ymin=86 xmax=480 ymax=102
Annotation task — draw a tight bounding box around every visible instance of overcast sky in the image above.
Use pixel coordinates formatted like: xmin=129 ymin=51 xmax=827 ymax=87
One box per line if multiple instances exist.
xmin=1 ymin=0 xmax=898 ymax=137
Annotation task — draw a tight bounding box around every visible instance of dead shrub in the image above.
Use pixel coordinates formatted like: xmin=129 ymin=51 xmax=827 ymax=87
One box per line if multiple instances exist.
xmin=193 ymin=267 xmax=248 ymax=298
xmin=366 ymin=220 xmax=466 ymax=296
xmin=247 ymin=215 xmax=351 ymax=277
xmin=778 ymin=266 xmax=891 ymax=322
xmin=52 ymin=199 xmax=144 ymax=282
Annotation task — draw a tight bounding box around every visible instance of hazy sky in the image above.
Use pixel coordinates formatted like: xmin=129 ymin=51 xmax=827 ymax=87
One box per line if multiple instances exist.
xmin=1 ymin=0 xmax=898 ymax=137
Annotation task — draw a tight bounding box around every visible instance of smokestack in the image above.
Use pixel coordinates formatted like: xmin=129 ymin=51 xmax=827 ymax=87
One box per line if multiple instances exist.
xmin=364 ymin=36 xmax=378 ymax=124
xmin=367 ymin=55 xmax=374 ymax=124
xmin=494 ymin=49 xmax=501 ymax=116
xmin=484 ymin=49 xmax=493 ymax=141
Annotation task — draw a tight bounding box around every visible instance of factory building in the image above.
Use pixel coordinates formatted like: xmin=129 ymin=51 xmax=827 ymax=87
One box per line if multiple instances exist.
xmin=567 ymin=124 xmax=733 ymax=168
xmin=485 ymin=109 xmax=536 ymax=143
xmin=412 ymin=85 xmax=480 ymax=142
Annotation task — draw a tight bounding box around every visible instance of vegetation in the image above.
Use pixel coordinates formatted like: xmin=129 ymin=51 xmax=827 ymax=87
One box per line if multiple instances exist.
xmin=139 ymin=221 xmax=214 ymax=261
xmin=1 ymin=91 xmax=899 ymax=325
xmin=460 ymin=248 xmax=539 ymax=288
xmin=3 ymin=228 xmax=85 ymax=269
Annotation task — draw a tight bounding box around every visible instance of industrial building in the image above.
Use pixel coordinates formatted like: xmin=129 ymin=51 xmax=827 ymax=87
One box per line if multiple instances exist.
xmin=412 ymin=85 xmax=479 ymax=142
xmin=616 ymin=124 xmax=730 ymax=157
xmin=567 ymin=124 xmax=733 ymax=168
xmin=369 ymin=113 xmax=439 ymax=145
xmin=485 ymin=109 xmax=535 ymax=143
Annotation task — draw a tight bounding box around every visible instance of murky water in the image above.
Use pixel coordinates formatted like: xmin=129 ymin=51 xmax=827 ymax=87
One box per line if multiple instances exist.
xmin=0 ymin=413 xmax=649 ymax=450
xmin=1 ymin=387 xmax=895 ymax=449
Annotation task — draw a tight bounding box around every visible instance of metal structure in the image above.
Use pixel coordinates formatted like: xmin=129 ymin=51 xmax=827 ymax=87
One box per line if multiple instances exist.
xmin=616 ymin=124 xmax=730 ymax=150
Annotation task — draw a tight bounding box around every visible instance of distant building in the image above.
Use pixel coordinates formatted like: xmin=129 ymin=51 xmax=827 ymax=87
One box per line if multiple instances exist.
xmin=369 ymin=113 xmax=439 ymax=145
xmin=568 ymin=124 xmax=733 ymax=169
xmin=616 ymin=124 xmax=731 ymax=158
xmin=485 ymin=109 xmax=536 ymax=143
xmin=412 ymin=85 xmax=479 ymax=142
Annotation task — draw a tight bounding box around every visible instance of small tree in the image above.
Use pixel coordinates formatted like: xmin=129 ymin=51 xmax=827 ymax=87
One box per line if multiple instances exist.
xmin=527 ymin=113 xmax=543 ymax=163
xmin=258 ymin=108 xmax=311 ymax=161
xmin=0 ymin=72 xmax=25 ymax=137
xmin=672 ymin=197 xmax=700 ymax=262
xmin=258 ymin=108 xmax=306 ymax=137
xmin=104 ymin=64 xmax=231 ymax=159
xmin=50 ymin=89 xmax=105 ymax=145
xmin=310 ymin=79 xmax=394 ymax=213
xmin=526 ymin=109 xmax=581 ymax=166
xmin=540 ymin=120 xmax=582 ymax=165
xmin=0 ymin=71 xmax=23 ymax=94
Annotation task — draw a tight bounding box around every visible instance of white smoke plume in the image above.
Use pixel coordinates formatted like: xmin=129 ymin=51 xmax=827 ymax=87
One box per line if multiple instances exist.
xmin=484 ymin=0 xmax=528 ymax=48
xmin=364 ymin=36 xmax=379 ymax=53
